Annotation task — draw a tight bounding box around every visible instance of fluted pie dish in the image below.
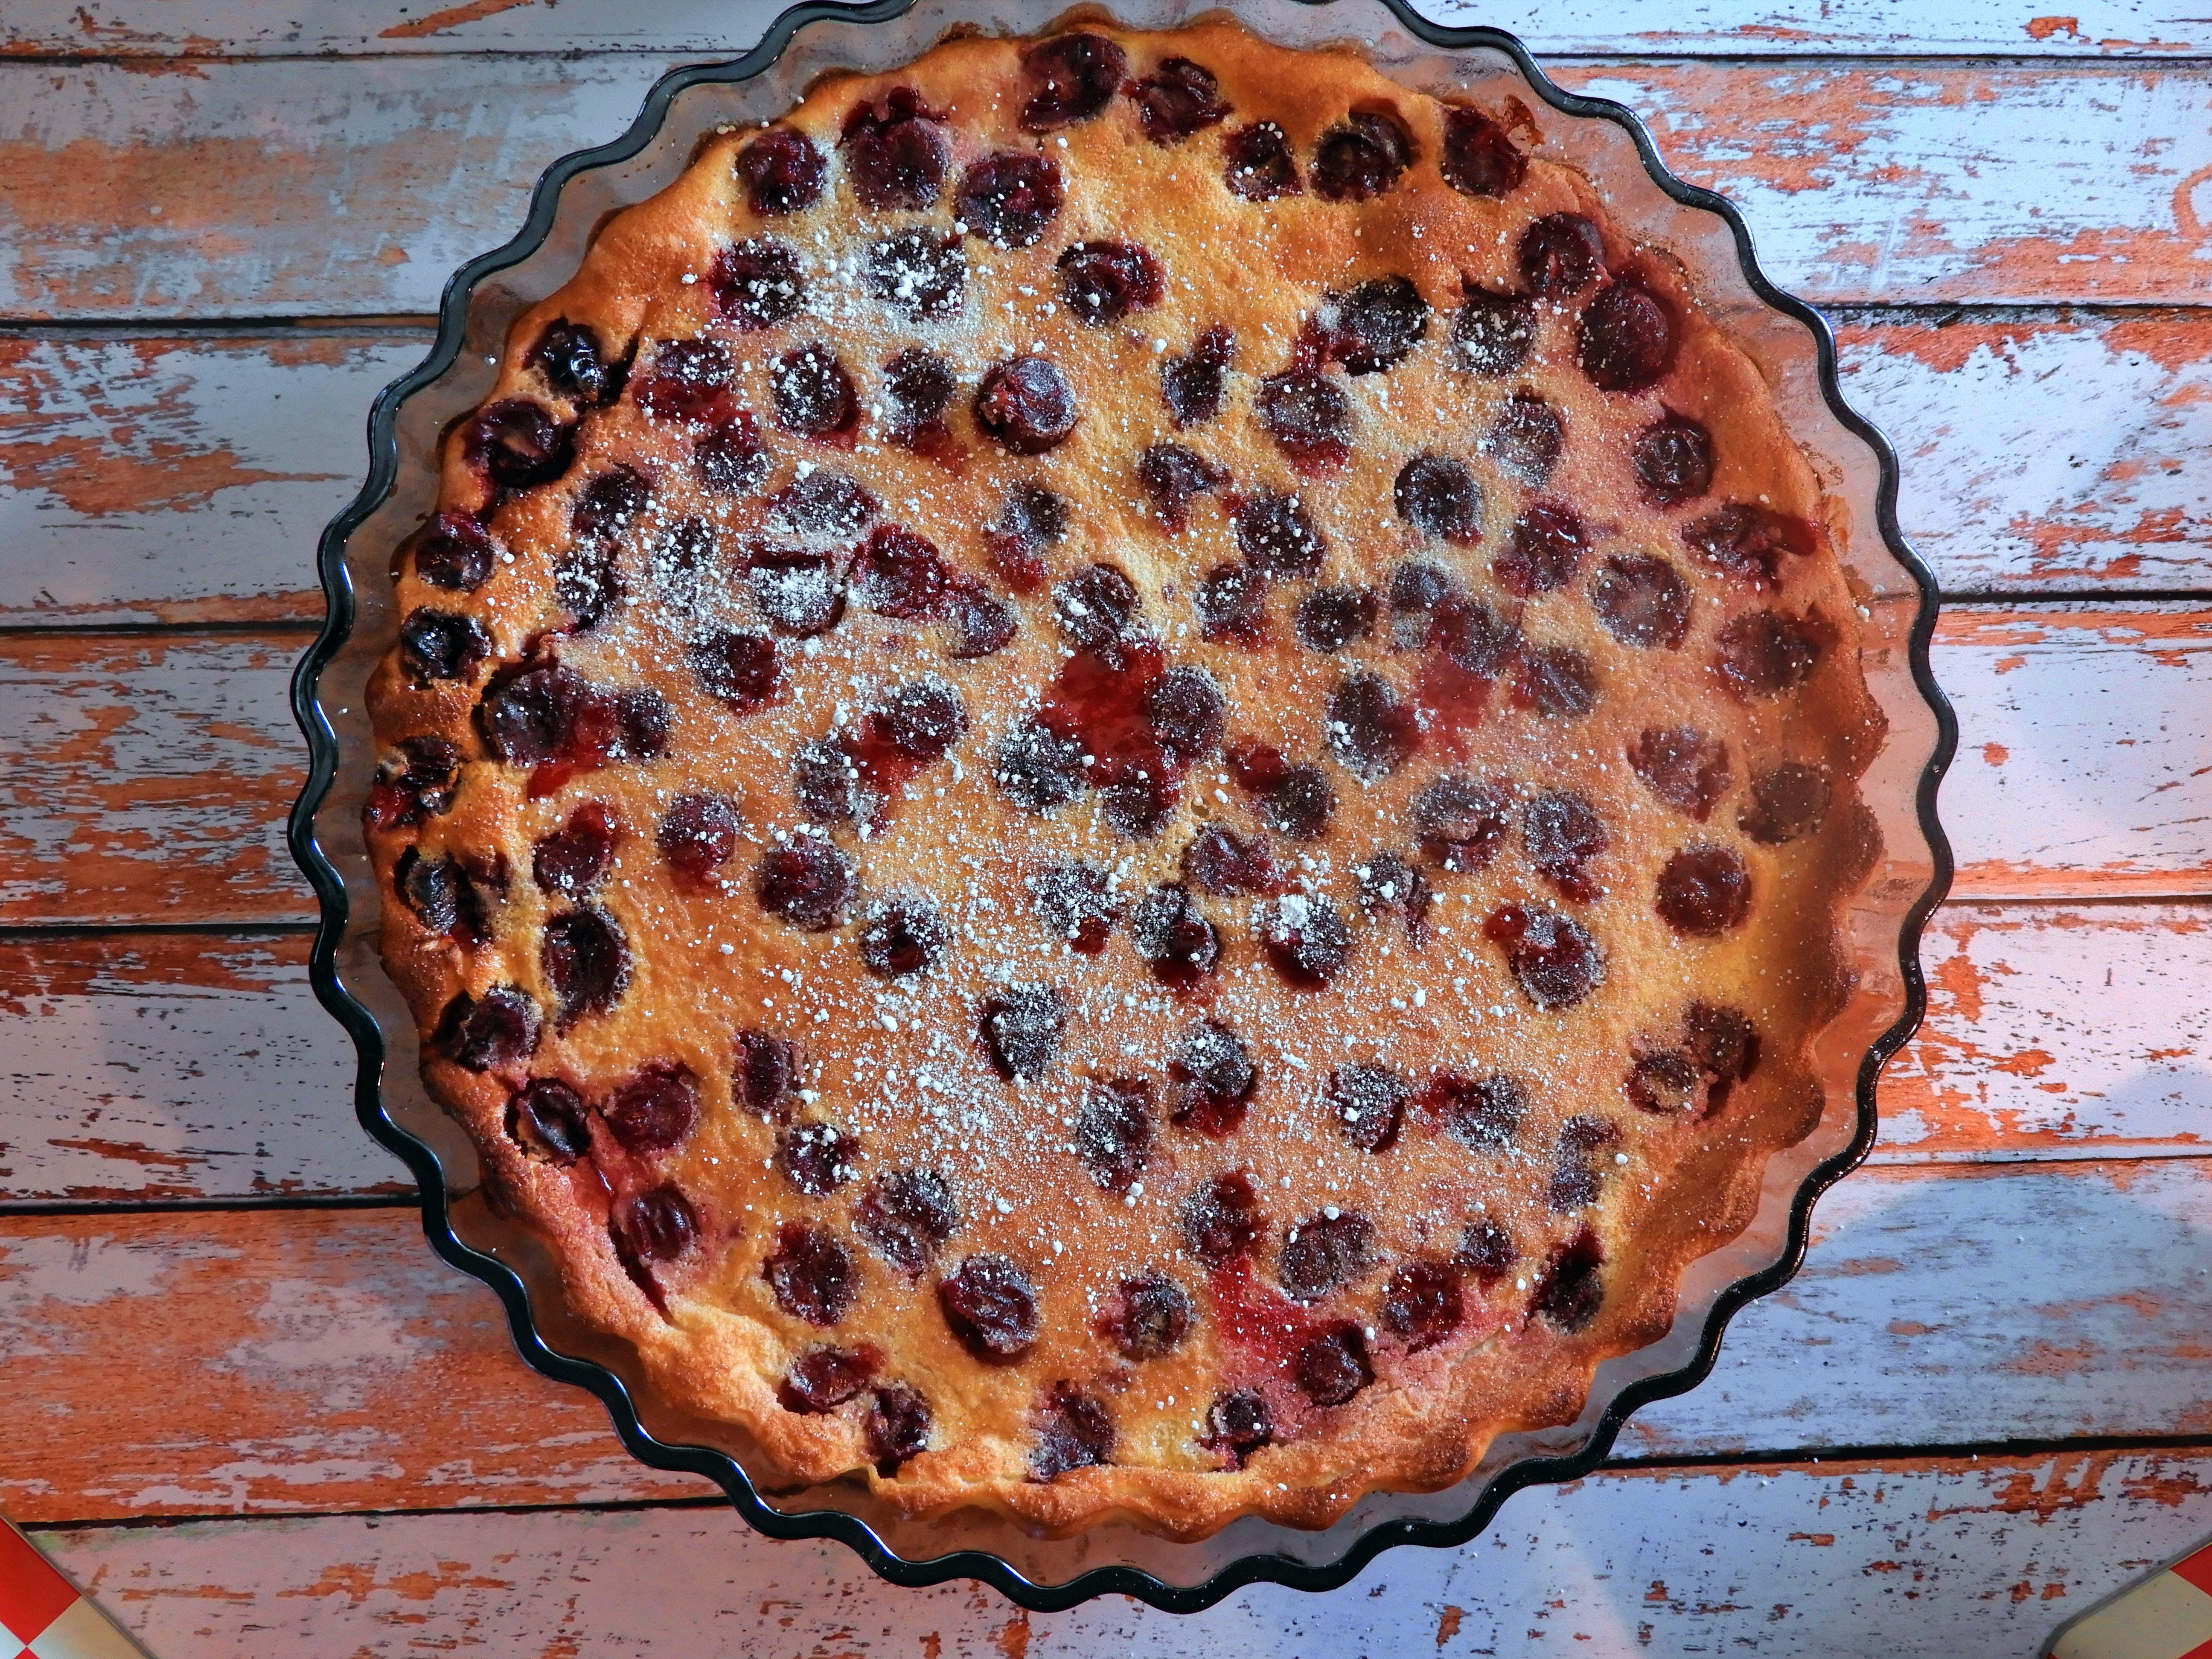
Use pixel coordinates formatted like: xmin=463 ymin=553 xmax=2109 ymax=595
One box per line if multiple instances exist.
xmin=298 ymin=0 xmax=1950 ymax=1610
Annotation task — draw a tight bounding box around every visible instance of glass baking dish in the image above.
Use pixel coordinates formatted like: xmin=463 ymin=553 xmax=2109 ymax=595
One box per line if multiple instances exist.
xmin=291 ymin=0 xmax=1956 ymax=1612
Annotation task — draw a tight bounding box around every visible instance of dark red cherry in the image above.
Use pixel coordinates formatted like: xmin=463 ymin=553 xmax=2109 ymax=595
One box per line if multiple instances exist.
xmin=553 ymin=541 xmax=620 ymax=630
xmin=1487 ymin=388 xmax=1564 ymax=486
xmin=533 ymin=801 xmax=620 ymax=898
xmin=617 ymin=688 xmax=669 ymax=760
xmin=1656 ymin=845 xmax=1752 ymax=936
xmin=1451 ymin=285 xmax=1537 ymax=376
xmin=541 ymin=907 xmax=629 ymax=1027
xmin=1739 ymin=761 xmax=1831 ymax=845
xmin=1629 ymin=726 xmax=1732 ymax=821
xmin=710 ymin=237 xmax=804 ymax=330
xmin=637 ymin=338 xmax=736 ymax=423
xmin=1169 ymin=1019 xmax=1256 ymax=1135
xmin=412 ymin=512 xmax=495 ymax=592
xmin=868 ymin=1385 xmax=932 ymax=1473
xmin=980 ymin=984 xmax=1067 ymax=1081
xmin=1518 ymin=212 xmax=1607 ymax=294
xmin=1547 ymin=1121 xmax=1610 ymax=1210
xmin=691 ymin=629 xmax=782 ymax=712
xmin=1261 ymin=894 xmax=1353 ymax=990
xmin=735 ymin=1030 xmax=800 ymax=1118
xmin=1633 ymin=411 xmax=1714 ymax=507
xmin=735 ymin=126 xmax=825 ymax=215
xmin=366 ymin=735 xmax=462 ymax=831
xmin=1687 ymin=1002 xmax=1762 ymax=1104
xmin=398 ymin=608 xmax=489 ymax=687
xmin=865 ymin=228 xmax=965 ymax=321
xmin=984 ymin=480 xmax=1068 ymax=591
xmin=856 ymin=1168 xmax=959 ymax=1275
xmin=778 ymin=1120 xmax=859 ymax=1196
xmin=765 ymin=1221 xmax=856 ymax=1325
xmin=1579 ymin=276 xmax=1676 ymax=392
xmin=1311 ymin=110 xmax=1412 ymax=201
xmin=853 ymin=524 xmax=956 ymax=620
xmin=1251 ymin=758 xmax=1335 ymax=841
xmin=1059 ymin=240 xmax=1164 ymax=326
xmin=882 ymin=348 xmax=956 ymax=451
xmin=1394 ymin=453 xmax=1483 ymax=546
xmin=1295 ymin=585 xmax=1376 ymax=654
xmin=1716 ymin=610 xmax=1822 ymax=699
xmin=1030 ymin=860 xmax=1118 ymax=953
xmin=1193 ymin=563 xmax=1267 ymax=647
xmin=657 ymin=794 xmax=740 ymax=882
xmin=994 ymin=722 xmax=1086 ymax=811
xmin=1514 ymin=646 xmax=1600 ymax=719
xmin=1531 ymin=1226 xmax=1605 ymax=1331
xmin=602 ymin=1061 xmax=698 ymax=1155
xmin=772 ymin=343 xmax=859 ymax=441
xmin=437 ymin=985 xmax=540 ymax=1072
xmin=1355 ymin=850 xmax=1432 ymax=944
xmin=755 ymin=838 xmax=856 ymax=931
xmin=1182 ymin=824 xmax=1283 ymax=897
xmin=1326 ymin=1062 xmax=1408 ymax=1153
xmin=1277 ymin=1211 xmax=1374 ymax=1302
xmin=619 ymin=1183 xmax=697 ymax=1266
xmin=1683 ymin=502 xmax=1816 ymax=588
xmin=1495 ymin=500 xmax=1591 ymax=596
xmin=1483 ymin=905 xmax=1605 ymax=1009
xmin=878 ymin=675 xmax=967 ymax=759
xmin=1591 ymin=554 xmax=1691 ymax=650
xmin=529 ymin=319 xmax=625 ymax=406
xmin=1441 ymin=104 xmax=1525 ymax=198
xmin=1254 ymin=370 xmax=1351 ymax=471
xmin=841 ymin=86 xmax=949 ymax=211
xmin=1148 ymin=665 xmax=1227 ymax=763
xmin=957 ymin=152 xmax=1064 ymax=248
xmin=1098 ymin=1270 xmax=1191 ymax=1360
xmin=1318 ymin=276 xmax=1429 ymax=374
xmin=1202 ymin=1390 xmax=1273 ymax=1467
xmin=1294 ymin=1322 xmax=1373 ymax=1406
xmin=1626 ymin=1048 xmax=1701 ymax=1115
xmin=1387 ymin=559 xmax=1457 ymax=649
xmin=1180 ymin=1170 xmax=1261 ymax=1266
xmin=975 ymin=355 xmax=1077 ymax=454
xmin=1326 ymin=672 xmax=1419 ymax=780
xmin=1163 ymin=325 xmax=1234 ymax=426
xmin=1137 ymin=442 xmax=1228 ymax=530
xmin=475 ymin=658 xmax=626 ymax=769
xmin=1383 ymin=1260 xmax=1464 ymax=1351
xmin=1429 ymin=1069 xmax=1528 ymax=1151
xmin=466 ymin=398 xmax=574 ymax=492
xmin=780 ymin=1344 xmax=879 ymax=1413
xmin=696 ymin=418 xmax=770 ymax=495
xmin=1129 ymin=883 xmax=1222 ymax=986
xmin=1020 ymin=32 xmax=1126 ymax=131
xmin=749 ymin=551 xmax=846 ymax=638
xmin=1453 ymin=1217 xmax=1516 ymax=1283
xmin=858 ymin=896 xmax=948 ymax=979
xmin=1067 ymin=1078 xmax=1155 ymax=1197
xmin=1133 ymin=56 xmax=1230 ymax=142
xmin=938 ymin=1254 xmax=1040 ymax=1363
xmin=1524 ymin=789 xmax=1607 ymax=902
xmin=1052 ymin=563 xmax=1138 ymax=649
xmin=1030 ymin=1382 xmax=1116 ymax=1481
xmin=1223 ymin=121 xmax=1301 ymax=199
xmin=1413 ymin=774 xmax=1511 ymax=873
xmin=1235 ymin=490 xmax=1329 ymax=577
xmin=508 ymin=1076 xmax=590 ymax=1163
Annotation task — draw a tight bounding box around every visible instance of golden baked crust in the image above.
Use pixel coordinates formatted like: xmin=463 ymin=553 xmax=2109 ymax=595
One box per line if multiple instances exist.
xmin=364 ymin=20 xmax=1883 ymax=1541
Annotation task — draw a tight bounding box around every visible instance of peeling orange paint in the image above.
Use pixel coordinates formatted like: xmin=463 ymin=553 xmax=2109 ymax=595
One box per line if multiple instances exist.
xmin=379 ymin=0 xmax=541 ymax=38
xmin=1437 ymin=1605 xmax=1466 ymax=1645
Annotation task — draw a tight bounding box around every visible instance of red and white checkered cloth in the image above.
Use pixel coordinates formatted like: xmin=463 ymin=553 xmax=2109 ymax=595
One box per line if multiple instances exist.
xmin=0 ymin=1521 xmax=145 ymax=1659
xmin=2052 ymin=1536 xmax=2212 ymax=1659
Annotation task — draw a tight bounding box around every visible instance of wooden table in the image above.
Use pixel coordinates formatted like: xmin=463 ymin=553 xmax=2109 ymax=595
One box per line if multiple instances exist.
xmin=3 ymin=1 xmax=2209 ymax=1651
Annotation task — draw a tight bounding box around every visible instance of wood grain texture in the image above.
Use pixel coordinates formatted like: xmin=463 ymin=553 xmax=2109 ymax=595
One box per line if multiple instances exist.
xmin=6 ymin=59 xmax=2212 ymax=320
xmin=38 ymin=1448 xmax=2212 ymax=1658
xmin=4 ymin=1162 xmax=2207 ymax=1522
xmin=3 ymin=0 xmax=2203 ymax=58
xmin=0 ymin=931 xmax=398 ymax=1201
xmin=7 ymin=316 xmax=2206 ymax=630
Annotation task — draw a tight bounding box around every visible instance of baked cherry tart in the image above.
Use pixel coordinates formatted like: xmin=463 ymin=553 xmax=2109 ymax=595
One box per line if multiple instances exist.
xmin=366 ymin=21 xmax=1879 ymax=1539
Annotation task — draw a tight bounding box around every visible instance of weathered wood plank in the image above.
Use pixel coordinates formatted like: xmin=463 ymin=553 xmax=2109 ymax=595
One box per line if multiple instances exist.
xmin=4 ymin=1163 xmax=2207 ymax=1522
xmin=4 ymin=0 xmax=2203 ymax=59
xmin=8 ymin=315 xmax=2205 ymax=629
xmin=0 ymin=931 xmax=397 ymax=1201
xmin=0 ymin=333 xmax=421 ymax=627
xmin=4 ymin=60 xmax=2211 ymax=319
xmin=36 ymin=1449 xmax=2212 ymax=1657
xmin=0 ymin=608 xmax=2195 ymax=925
